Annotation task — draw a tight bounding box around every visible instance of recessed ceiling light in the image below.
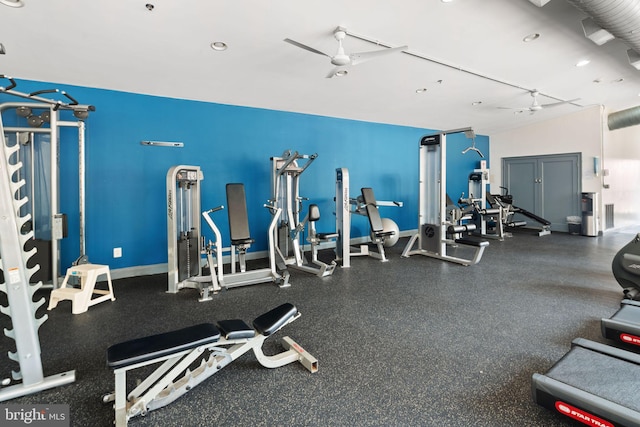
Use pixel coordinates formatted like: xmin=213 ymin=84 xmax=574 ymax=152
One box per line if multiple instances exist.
xmin=0 ymin=0 xmax=24 ymax=7
xmin=441 ymin=0 xmax=454 ymax=3
xmin=472 ymin=101 xmax=482 ymax=106
xmin=523 ymin=33 xmax=540 ymax=42
xmin=613 ymin=78 xmax=624 ymax=83
xmin=576 ymin=59 xmax=591 ymax=67
xmin=335 ymin=70 xmax=348 ymax=77
xmin=415 ymin=88 xmax=427 ymax=93
xmin=210 ymin=41 xmax=228 ymax=51
xmin=0 ymin=43 xmax=5 ymax=55
xmin=145 ymin=3 xmax=154 ymax=11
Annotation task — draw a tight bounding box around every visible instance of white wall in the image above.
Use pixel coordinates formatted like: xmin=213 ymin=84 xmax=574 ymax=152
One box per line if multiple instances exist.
xmin=489 ymin=105 xmax=605 ymax=231
xmin=602 ymin=107 xmax=640 ymax=229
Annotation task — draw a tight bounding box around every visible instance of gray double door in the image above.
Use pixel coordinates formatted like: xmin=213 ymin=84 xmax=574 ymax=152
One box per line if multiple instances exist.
xmin=502 ymin=153 xmax=581 ymax=233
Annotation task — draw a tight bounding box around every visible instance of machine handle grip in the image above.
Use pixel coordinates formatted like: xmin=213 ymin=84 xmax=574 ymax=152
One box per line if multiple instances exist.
xmin=29 ymin=88 xmax=58 ymax=97
xmin=62 ymin=90 xmax=79 ymax=105
xmin=205 ymin=205 xmax=224 ymax=213
xmin=0 ymin=75 xmax=17 ymax=91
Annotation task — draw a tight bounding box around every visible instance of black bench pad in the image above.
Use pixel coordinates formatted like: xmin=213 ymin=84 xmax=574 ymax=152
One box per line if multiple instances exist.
xmin=217 ymin=319 xmax=255 ymax=340
xmin=252 ymin=303 xmax=297 ymax=336
xmin=455 ymin=236 xmax=489 ymax=247
xmin=107 ymin=323 xmax=221 ymax=369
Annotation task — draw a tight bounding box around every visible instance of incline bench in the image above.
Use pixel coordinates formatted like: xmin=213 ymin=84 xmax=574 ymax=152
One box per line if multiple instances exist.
xmin=103 ymin=303 xmax=317 ymax=426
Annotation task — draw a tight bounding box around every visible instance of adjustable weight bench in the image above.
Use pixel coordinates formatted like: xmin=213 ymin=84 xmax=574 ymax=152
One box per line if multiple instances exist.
xmin=103 ymin=303 xmax=317 ymax=427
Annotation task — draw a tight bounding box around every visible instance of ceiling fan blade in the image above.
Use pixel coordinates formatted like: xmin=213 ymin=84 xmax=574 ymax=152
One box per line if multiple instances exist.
xmin=350 ymin=45 xmax=407 ymax=66
xmin=540 ymin=98 xmax=581 ymax=108
xmin=284 ymin=38 xmax=331 ymax=58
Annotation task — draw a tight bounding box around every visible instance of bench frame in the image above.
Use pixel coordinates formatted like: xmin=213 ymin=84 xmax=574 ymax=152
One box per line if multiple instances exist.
xmin=104 ymin=307 xmax=317 ymax=426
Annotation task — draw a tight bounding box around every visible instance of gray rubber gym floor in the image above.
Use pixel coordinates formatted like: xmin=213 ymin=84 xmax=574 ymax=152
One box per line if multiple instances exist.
xmin=1 ymin=227 xmax=638 ymax=426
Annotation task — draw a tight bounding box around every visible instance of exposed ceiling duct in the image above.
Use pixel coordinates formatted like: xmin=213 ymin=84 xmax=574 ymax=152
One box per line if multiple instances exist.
xmin=563 ymin=0 xmax=640 ymax=129
xmin=565 ymin=0 xmax=640 ymax=53
xmin=608 ymin=105 xmax=640 ymax=130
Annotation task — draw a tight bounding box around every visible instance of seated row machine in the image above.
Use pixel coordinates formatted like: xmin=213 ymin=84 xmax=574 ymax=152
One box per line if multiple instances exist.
xmin=104 ymin=303 xmax=317 ymax=426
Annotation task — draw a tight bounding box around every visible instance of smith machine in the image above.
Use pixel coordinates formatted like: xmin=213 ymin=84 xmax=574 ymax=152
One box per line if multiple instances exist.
xmin=0 ymin=76 xmax=94 ymax=401
xmin=402 ymin=128 xmax=489 ymax=266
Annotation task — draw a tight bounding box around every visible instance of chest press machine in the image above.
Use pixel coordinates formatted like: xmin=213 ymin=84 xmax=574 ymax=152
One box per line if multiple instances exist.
xmin=103 ymin=303 xmax=317 ymax=427
xmin=402 ymin=128 xmax=489 ymax=266
xmin=200 ymin=183 xmax=290 ymax=295
xmin=269 ymin=150 xmax=337 ymax=277
xmin=168 ymin=168 xmax=289 ymax=301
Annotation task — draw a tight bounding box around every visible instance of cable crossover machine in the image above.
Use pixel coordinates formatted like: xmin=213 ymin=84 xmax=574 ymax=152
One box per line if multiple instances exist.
xmin=0 ymin=76 xmax=94 ymax=401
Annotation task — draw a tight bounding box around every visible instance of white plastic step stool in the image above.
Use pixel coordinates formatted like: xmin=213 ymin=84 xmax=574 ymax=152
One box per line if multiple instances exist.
xmin=48 ymin=264 xmax=116 ymax=314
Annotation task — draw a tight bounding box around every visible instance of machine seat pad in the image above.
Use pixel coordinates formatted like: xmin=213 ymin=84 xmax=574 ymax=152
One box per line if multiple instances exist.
xmin=217 ymin=319 xmax=255 ymax=340
xmin=253 ymin=303 xmax=298 ymax=337
xmin=455 ymin=236 xmax=489 ymax=247
xmin=231 ymin=237 xmax=255 ymax=246
xmin=107 ymin=323 xmax=221 ymax=369
xmin=317 ymin=232 xmax=339 ymax=240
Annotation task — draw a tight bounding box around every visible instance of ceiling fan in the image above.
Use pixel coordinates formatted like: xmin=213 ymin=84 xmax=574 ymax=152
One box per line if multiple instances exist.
xmin=284 ymin=27 xmax=408 ymax=78
xmin=498 ymin=90 xmax=580 ymax=114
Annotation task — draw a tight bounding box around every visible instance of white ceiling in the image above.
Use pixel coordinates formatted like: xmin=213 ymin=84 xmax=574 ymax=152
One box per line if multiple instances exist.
xmin=1 ymin=0 xmax=640 ymax=135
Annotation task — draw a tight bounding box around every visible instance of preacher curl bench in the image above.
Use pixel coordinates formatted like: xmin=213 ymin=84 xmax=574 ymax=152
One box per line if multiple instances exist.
xmin=103 ymin=303 xmax=317 ymax=426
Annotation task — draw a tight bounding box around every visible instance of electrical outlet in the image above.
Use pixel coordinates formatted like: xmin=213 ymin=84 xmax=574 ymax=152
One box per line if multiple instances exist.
xmin=113 ymin=247 xmax=122 ymax=258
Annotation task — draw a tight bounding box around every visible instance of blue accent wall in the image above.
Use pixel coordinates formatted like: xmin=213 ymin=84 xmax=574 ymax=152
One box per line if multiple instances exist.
xmin=1 ymin=79 xmax=489 ymax=271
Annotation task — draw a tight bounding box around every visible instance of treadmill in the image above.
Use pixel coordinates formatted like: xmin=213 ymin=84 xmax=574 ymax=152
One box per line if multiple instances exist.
xmin=602 ymin=233 xmax=640 ymax=349
xmin=532 ymin=233 xmax=640 ymax=427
